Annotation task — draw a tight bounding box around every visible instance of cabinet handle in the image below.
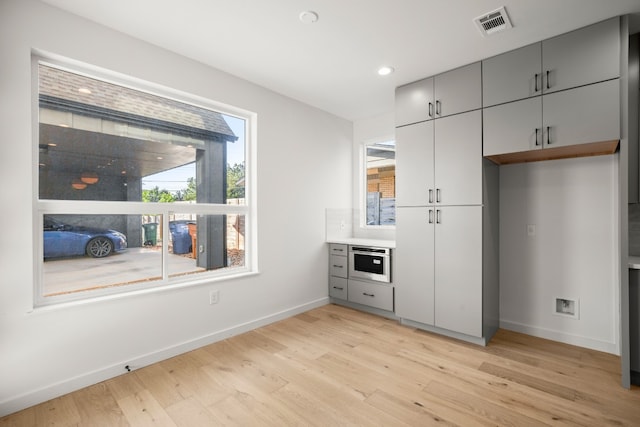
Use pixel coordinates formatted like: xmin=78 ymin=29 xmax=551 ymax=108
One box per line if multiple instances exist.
xmin=333 ymin=286 xmax=344 ymax=290
xmin=535 ymin=128 xmax=540 ymax=146
xmin=428 ymin=209 xmax=434 ymax=224
xmin=436 ymin=188 xmax=441 ymax=203
xmin=546 ymin=126 xmax=551 ymax=145
xmin=436 ymin=209 xmax=441 ymax=224
xmin=363 ymin=292 xmax=375 ymax=297
xmin=332 ymin=265 xmax=343 ymax=268
xmin=534 ymin=73 xmax=539 ymax=92
xmin=428 ymin=102 xmax=434 ymax=118
xmin=546 ymin=70 xmax=550 ymax=90
xmin=436 ymin=100 xmax=441 ymax=116
xmin=428 ymin=189 xmax=433 ymax=204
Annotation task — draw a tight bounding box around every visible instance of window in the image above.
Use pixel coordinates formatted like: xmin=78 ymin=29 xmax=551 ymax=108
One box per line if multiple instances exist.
xmin=364 ymin=140 xmax=395 ymax=226
xmin=35 ymin=58 xmax=254 ymax=306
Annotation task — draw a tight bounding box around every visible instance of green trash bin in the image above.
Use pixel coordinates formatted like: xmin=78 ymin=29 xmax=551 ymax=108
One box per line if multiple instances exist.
xmin=142 ymin=222 xmax=158 ymax=246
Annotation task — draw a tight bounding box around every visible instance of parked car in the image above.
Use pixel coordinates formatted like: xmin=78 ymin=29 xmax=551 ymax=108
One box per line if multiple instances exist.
xmin=43 ymin=216 xmax=127 ymax=259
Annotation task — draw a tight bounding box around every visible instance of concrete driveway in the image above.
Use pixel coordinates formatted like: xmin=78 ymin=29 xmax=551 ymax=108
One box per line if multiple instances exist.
xmin=43 ymin=247 xmax=204 ymax=296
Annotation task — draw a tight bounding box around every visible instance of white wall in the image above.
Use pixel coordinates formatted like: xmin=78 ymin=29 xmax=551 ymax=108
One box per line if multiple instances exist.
xmin=499 ymin=155 xmax=619 ymax=354
xmin=0 ymin=0 xmax=352 ymax=415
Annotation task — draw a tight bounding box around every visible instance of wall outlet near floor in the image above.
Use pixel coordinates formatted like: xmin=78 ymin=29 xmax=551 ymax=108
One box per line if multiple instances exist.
xmin=554 ymin=297 xmax=579 ymax=319
xmin=527 ymin=224 xmax=536 ymax=236
xmin=209 ymin=290 xmax=219 ymax=305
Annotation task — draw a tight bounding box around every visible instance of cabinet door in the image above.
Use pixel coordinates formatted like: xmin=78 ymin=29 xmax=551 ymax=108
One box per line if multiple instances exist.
xmin=395 ymin=77 xmax=434 ymax=127
xmin=396 ymin=121 xmax=434 ymax=207
xmin=542 ymin=17 xmax=620 ymax=94
xmin=395 ymin=207 xmax=435 ymax=326
xmin=434 ymin=206 xmax=482 ymax=337
xmin=483 ymin=97 xmax=542 ymax=156
xmin=434 ymin=62 xmax=481 ymax=118
xmin=482 ymin=43 xmax=542 ymax=107
xmin=543 ymin=79 xmax=620 ymax=148
xmin=434 ymin=110 xmax=482 ymax=205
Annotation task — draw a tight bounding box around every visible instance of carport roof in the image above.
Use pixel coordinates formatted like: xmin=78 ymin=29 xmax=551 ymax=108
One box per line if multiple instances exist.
xmin=39 ymin=64 xmax=236 ymax=141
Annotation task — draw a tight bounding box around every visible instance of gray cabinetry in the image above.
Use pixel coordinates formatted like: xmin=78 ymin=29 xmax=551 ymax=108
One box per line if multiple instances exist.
xmin=484 ymin=79 xmax=620 ymax=157
xmin=395 ymin=77 xmax=434 ymax=127
xmin=482 ymin=17 xmax=619 ymax=109
xmin=542 ymin=17 xmax=620 ymax=94
xmin=434 ymin=62 xmax=482 ymax=118
xmin=483 ymin=17 xmax=621 ymax=162
xmin=396 ymin=121 xmax=434 ymax=207
xmin=434 ymin=206 xmax=483 ymax=337
xmin=483 ymin=43 xmax=542 ymax=107
xmin=395 ymin=207 xmax=435 ymax=325
xmin=395 ymin=62 xmax=481 ymax=127
xmin=435 ymin=110 xmax=482 ymax=205
xmin=328 ymin=243 xmax=348 ymax=300
xmin=395 ymin=206 xmax=484 ymax=338
xmin=397 ymin=110 xmax=481 ymax=207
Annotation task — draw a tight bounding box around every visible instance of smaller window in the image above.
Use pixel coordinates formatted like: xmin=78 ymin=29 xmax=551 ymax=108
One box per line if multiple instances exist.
xmin=364 ymin=140 xmax=395 ymax=226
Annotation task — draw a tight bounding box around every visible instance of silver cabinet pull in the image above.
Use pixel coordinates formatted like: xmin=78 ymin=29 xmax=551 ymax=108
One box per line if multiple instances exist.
xmin=546 ymin=70 xmax=551 ymax=89
xmin=332 ymin=265 xmax=343 ymax=268
xmin=534 ymin=73 xmax=540 ymax=92
xmin=436 ymin=209 xmax=441 ymax=224
xmin=333 ymin=286 xmax=344 ymax=290
xmin=436 ymin=100 xmax=441 ymax=116
xmin=428 ymin=209 xmax=434 ymax=224
xmin=436 ymin=188 xmax=441 ymax=203
xmin=535 ymin=128 xmax=540 ymax=146
xmin=428 ymin=102 xmax=433 ymax=118
xmin=363 ymin=292 xmax=375 ymax=297
xmin=428 ymin=189 xmax=433 ymax=204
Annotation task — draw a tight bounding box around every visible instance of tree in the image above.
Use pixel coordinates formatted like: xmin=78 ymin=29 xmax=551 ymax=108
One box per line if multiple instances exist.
xmin=142 ymin=186 xmax=175 ymax=203
xmin=183 ymin=177 xmax=197 ymax=201
xmin=227 ymin=162 xmax=245 ymax=199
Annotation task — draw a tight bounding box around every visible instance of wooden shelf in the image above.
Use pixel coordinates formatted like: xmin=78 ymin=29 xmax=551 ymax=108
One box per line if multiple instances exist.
xmin=484 ymin=140 xmax=619 ymax=165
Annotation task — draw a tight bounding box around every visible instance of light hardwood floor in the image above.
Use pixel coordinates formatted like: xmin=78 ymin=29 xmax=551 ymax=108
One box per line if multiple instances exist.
xmin=2 ymin=303 xmax=640 ymax=426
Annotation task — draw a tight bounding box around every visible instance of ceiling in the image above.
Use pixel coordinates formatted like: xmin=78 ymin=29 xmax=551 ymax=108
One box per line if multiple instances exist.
xmin=41 ymin=0 xmax=640 ymax=122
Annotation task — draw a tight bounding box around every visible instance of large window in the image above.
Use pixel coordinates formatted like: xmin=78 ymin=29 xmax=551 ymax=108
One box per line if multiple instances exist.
xmin=364 ymin=140 xmax=395 ymax=226
xmin=35 ymin=58 xmax=254 ymax=306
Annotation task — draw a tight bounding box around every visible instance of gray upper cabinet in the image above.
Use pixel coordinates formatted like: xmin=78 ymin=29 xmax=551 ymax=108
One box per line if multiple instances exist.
xmin=543 ymin=78 xmax=620 ymax=148
xmin=395 ymin=77 xmax=434 ymax=127
xmin=482 ymin=17 xmax=620 ymax=109
xmin=434 ymin=62 xmax=482 ymax=118
xmin=396 ymin=120 xmax=434 ymax=206
xmin=542 ymin=17 xmax=620 ymax=94
xmin=483 ymin=43 xmax=542 ymax=108
xmin=396 ymin=62 xmax=481 ymax=127
xmin=484 ymin=97 xmax=542 ymax=156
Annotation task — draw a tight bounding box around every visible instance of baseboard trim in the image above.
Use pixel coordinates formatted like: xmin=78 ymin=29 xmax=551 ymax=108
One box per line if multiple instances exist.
xmin=0 ymin=297 xmax=330 ymax=417
xmin=499 ymin=319 xmax=618 ymax=355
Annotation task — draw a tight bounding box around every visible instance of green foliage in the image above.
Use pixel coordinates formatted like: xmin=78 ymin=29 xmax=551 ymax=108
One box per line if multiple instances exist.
xmin=142 ymin=186 xmax=175 ymax=203
xmin=227 ymin=162 xmax=245 ymax=199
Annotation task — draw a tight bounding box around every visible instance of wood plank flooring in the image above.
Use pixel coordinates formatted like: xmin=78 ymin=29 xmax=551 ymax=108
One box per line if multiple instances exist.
xmin=2 ymin=303 xmax=639 ymax=426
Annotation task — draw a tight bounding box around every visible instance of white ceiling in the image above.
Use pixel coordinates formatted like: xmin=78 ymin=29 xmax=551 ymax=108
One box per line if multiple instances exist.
xmin=41 ymin=0 xmax=640 ymax=122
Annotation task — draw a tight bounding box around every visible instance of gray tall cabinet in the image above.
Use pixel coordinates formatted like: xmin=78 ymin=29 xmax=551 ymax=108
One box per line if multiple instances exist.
xmin=394 ymin=16 xmax=623 ymax=348
xmin=394 ymin=63 xmax=500 ymax=345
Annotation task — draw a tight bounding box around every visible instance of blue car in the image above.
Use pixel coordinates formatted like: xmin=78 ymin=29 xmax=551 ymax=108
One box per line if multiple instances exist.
xmin=44 ymin=217 xmax=127 ymax=259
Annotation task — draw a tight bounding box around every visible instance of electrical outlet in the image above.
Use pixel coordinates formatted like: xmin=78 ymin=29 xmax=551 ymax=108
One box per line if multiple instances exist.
xmin=209 ymin=290 xmax=219 ymax=305
xmin=527 ymin=224 xmax=536 ymax=236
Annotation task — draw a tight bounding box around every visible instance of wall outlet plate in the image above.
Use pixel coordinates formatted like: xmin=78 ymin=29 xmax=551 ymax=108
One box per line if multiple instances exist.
xmin=554 ymin=297 xmax=579 ymax=319
xmin=209 ymin=290 xmax=219 ymax=305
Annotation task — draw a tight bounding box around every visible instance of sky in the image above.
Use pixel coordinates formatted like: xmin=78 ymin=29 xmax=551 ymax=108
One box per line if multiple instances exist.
xmin=142 ymin=114 xmax=245 ymax=192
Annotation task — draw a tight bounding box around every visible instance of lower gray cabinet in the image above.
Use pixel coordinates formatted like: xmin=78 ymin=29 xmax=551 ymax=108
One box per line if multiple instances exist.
xmin=347 ymin=279 xmax=394 ymax=311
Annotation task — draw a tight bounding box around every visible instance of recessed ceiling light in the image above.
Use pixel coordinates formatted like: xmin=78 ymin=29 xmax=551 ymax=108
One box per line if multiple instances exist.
xmin=78 ymin=87 xmax=92 ymax=94
xmin=378 ymin=66 xmax=395 ymax=76
xmin=299 ymin=11 xmax=319 ymax=24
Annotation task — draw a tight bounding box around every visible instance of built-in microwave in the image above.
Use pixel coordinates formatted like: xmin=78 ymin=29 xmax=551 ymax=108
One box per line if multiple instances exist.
xmin=348 ymin=245 xmax=391 ymax=283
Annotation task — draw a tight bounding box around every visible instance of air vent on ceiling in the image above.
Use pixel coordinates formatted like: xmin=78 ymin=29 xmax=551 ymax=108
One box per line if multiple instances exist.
xmin=474 ymin=6 xmax=512 ymax=37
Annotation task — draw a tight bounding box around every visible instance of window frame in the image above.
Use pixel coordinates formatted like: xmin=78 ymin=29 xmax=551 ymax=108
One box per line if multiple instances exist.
xmin=32 ymin=53 xmax=258 ymax=307
xmin=361 ymin=137 xmax=396 ymax=229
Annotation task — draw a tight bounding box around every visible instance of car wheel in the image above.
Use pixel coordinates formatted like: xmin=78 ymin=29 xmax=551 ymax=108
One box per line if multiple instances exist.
xmin=86 ymin=237 xmax=113 ymax=258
